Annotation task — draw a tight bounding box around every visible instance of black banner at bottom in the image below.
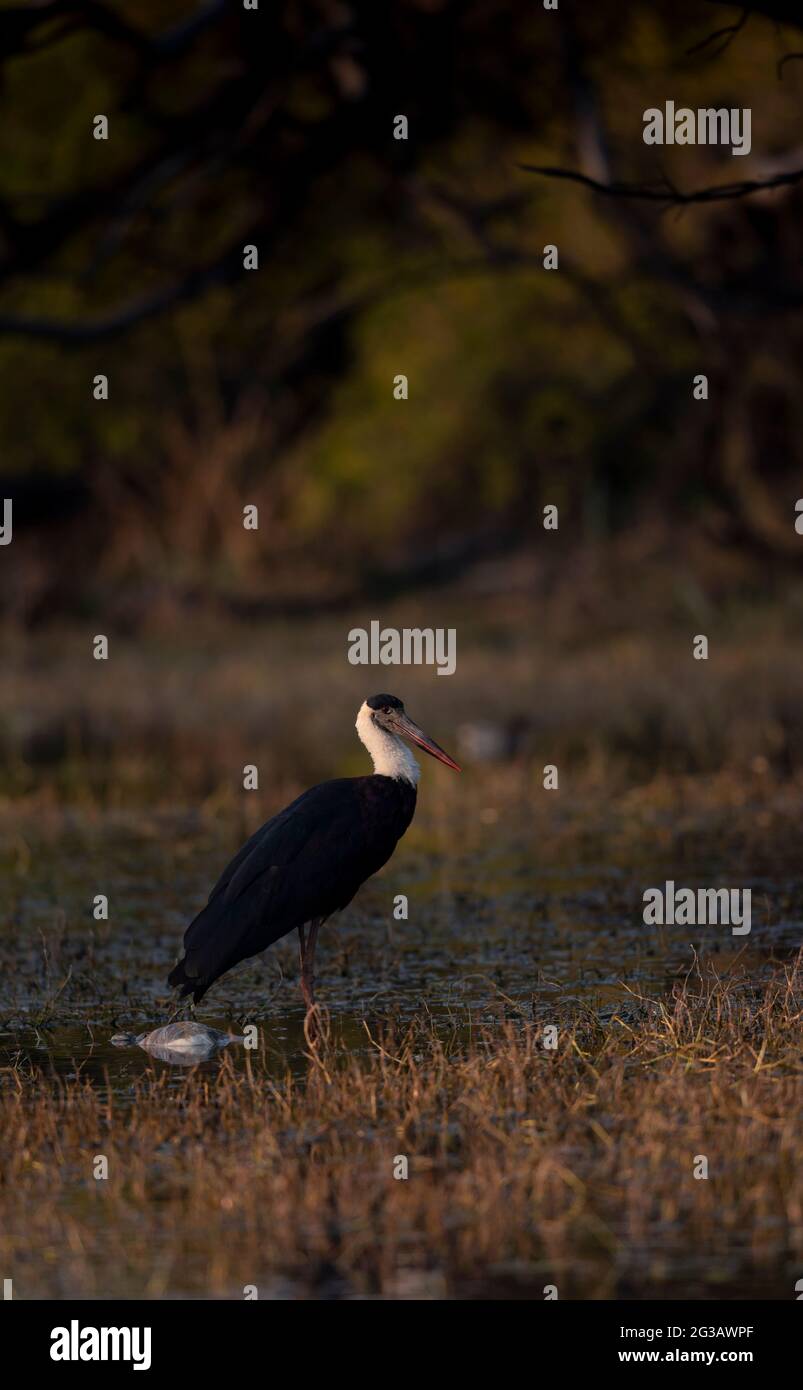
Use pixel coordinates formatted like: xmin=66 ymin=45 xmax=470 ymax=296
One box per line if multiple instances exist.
xmin=1 ymin=1298 xmax=797 ymax=1377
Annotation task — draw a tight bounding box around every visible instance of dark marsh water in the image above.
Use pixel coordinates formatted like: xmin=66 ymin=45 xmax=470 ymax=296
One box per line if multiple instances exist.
xmin=2 ymin=796 xmax=801 ymax=1095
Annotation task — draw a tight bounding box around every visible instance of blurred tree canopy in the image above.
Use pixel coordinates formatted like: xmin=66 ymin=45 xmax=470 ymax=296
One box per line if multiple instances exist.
xmin=2 ymin=0 xmax=803 ymax=621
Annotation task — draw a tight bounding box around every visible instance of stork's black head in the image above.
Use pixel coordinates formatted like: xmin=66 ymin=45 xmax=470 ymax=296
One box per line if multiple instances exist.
xmin=364 ymin=694 xmax=461 ymax=772
xmin=366 ymin=693 xmax=404 ymax=713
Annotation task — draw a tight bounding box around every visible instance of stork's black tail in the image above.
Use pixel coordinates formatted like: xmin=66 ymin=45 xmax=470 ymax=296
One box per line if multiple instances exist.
xmin=167 ymin=900 xmax=233 ymax=1004
xmin=167 ymin=955 xmax=205 ymax=1003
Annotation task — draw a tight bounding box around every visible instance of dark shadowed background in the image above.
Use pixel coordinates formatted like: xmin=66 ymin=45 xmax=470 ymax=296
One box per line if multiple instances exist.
xmin=1 ymin=0 xmax=803 ymax=798
xmin=1 ymin=0 xmax=802 ymax=610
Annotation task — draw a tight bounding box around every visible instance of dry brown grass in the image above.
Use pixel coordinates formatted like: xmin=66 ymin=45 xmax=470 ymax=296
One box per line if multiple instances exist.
xmin=1 ymin=959 xmax=801 ymax=1299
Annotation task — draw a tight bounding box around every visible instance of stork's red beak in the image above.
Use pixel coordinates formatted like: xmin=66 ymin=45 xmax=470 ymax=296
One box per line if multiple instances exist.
xmin=394 ymin=712 xmax=461 ymax=772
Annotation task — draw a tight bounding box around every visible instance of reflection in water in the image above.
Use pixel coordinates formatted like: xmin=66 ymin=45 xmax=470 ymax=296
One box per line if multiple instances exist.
xmin=110 ymin=1021 xmax=243 ymax=1066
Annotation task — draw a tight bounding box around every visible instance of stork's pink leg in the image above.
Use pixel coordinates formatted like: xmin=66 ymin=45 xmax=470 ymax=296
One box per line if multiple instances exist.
xmin=298 ymin=919 xmax=321 ymax=1014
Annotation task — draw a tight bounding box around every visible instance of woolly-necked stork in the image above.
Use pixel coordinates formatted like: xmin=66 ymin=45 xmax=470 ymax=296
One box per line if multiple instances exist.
xmin=167 ymin=695 xmax=460 ymax=1013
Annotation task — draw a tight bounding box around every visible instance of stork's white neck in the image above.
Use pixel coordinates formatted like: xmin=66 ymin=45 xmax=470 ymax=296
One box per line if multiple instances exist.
xmin=356 ymin=702 xmax=420 ymax=785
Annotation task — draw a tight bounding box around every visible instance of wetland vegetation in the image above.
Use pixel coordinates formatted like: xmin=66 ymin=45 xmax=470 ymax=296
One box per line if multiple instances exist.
xmin=1 ymin=600 xmax=802 ymax=1299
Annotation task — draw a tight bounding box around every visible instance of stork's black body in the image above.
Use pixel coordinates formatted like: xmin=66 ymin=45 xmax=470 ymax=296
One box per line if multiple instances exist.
xmin=168 ymin=774 xmax=416 ymax=1004
xmin=167 ymin=694 xmax=460 ymax=1012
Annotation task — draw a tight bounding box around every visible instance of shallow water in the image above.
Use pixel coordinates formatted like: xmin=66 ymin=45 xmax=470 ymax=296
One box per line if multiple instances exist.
xmin=1 ymin=809 xmax=800 ymax=1095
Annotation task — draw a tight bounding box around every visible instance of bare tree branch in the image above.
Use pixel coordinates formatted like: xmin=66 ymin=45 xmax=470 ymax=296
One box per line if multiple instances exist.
xmin=0 ymin=246 xmax=248 ymax=343
xmin=704 ymin=0 xmax=803 ymax=34
xmin=777 ymin=50 xmax=803 ymax=77
xmin=518 ymin=162 xmax=803 ymax=204
xmin=686 ymin=8 xmax=750 ymax=60
xmin=0 ymin=1 xmax=226 ymax=60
